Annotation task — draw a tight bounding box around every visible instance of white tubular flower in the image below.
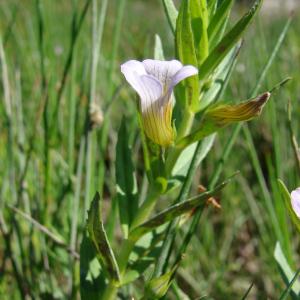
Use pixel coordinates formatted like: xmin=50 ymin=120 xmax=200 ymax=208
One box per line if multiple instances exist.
xmin=121 ymin=59 xmax=198 ymax=146
xmin=291 ymin=188 xmax=300 ymax=218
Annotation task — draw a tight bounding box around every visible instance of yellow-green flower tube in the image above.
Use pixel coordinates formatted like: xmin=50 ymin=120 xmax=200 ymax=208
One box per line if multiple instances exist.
xmin=121 ymin=59 xmax=198 ymax=146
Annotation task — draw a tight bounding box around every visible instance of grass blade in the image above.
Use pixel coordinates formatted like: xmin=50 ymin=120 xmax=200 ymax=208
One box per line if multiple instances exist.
xmin=241 ymin=283 xmax=254 ymax=300
xmin=279 ymin=269 xmax=300 ymax=300
xmin=162 ymin=0 xmax=178 ymax=34
xmin=207 ymin=0 xmax=233 ymax=47
xmin=274 ymin=242 xmax=300 ymax=296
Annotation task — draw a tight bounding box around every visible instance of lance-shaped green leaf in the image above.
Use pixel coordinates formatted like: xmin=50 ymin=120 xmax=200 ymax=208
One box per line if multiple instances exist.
xmin=176 ymin=0 xmax=199 ymax=111
xmin=177 ymin=92 xmax=270 ymax=149
xmin=207 ymin=0 xmax=234 ymax=48
xmin=199 ymin=0 xmax=262 ymax=81
xmin=277 ymin=180 xmax=300 ymax=233
xmin=143 ymin=265 xmax=177 ymax=299
xmin=87 ymin=192 xmax=120 ymax=282
xmin=80 ymin=234 xmax=105 ymax=300
xmin=116 ymin=119 xmax=138 ymax=238
xmin=199 ymin=43 xmax=241 ymax=111
xmin=162 ymin=0 xmax=178 ymax=34
xmin=274 ymin=242 xmax=300 ymax=297
xmin=190 ymin=0 xmax=209 ymax=64
xmin=130 ymin=177 xmax=231 ymax=240
xmin=279 ymin=269 xmax=300 ymax=300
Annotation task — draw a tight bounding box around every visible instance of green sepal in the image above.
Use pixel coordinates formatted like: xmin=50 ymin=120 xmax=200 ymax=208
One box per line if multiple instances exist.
xmin=177 ymin=92 xmax=270 ymax=149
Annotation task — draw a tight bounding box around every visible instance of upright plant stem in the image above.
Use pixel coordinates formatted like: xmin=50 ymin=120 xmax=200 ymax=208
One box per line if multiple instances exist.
xmin=36 ymin=0 xmax=51 ymax=224
xmin=69 ymin=136 xmax=85 ymax=294
xmin=84 ymin=0 xmax=108 ymax=221
xmin=67 ymin=48 xmax=77 ymax=174
xmin=166 ymin=109 xmax=195 ymax=175
xmin=153 ymin=140 xmax=204 ymax=277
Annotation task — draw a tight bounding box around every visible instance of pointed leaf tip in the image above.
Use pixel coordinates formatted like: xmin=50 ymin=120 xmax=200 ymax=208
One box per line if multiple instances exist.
xmin=207 ymin=92 xmax=270 ymax=126
xmin=87 ymin=192 xmax=121 ymax=282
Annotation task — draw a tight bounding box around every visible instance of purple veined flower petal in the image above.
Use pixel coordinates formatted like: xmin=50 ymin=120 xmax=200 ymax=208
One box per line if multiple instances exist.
xmin=120 ymin=59 xmax=197 ymax=146
xmin=138 ymin=75 xmax=163 ymax=110
xmin=291 ymin=188 xmax=300 ymax=218
xmin=142 ymin=59 xmax=183 ymax=86
xmin=136 ymin=75 xmax=173 ymax=146
xmin=170 ymin=65 xmax=199 ymax=88
xmin=121 ymin=60 xmax=147 ymax=96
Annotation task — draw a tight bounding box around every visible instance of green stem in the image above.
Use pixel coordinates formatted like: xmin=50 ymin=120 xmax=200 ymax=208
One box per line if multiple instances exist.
xmin=130 ymin=187 xmax=159 ymax=229
xmin=165 ymin=109 xmax=194 ymax=175
xmin=102 ymin=238 xmax=136 ymax=299
xmin=176 ymin=109 xmax=194 ymax=140
xmin=101 ymin=281 xmax=118 ymax=300
xmin=118 ymin=238 xmax=137 ymax=273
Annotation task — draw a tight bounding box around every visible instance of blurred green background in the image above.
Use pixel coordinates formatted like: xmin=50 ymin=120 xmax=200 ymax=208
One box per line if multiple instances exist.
xmin=0 ymin=0 xmax=299 ymax=299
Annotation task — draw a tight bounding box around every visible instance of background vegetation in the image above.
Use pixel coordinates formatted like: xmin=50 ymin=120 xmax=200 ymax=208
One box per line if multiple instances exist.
xmin=0 ymin=0 xmax=299 ymax=299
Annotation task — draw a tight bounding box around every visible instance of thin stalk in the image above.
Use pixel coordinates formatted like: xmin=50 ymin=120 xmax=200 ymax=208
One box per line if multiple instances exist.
xmin=84 ymin=0 xmax=108 ymax=217
xmin=67 ymin=50 xmax=77 ymax=174
xmin=83 ymin=0 xmax=108 ymax=221
xmin=165 ymin=109 xmax=195 ymax=175
xmin=69 ymin=137 xmax=85 ymax=292
xmin=153 ymin=140 xmax=204 ymax=277
xmin=101 ymin=281 xmax=118 ymax=300
xmin=84 ymin=131 xmax=95 ymax=221
xmin=36 ymin=0 xmax=51 ymax=225
xmin=279 ymin=268 xmax=300 ymax=300
xmin=102 ymin=238 xmax=137 ymax=299
xmin=130 ymin=187 xmax=160 ymax=229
